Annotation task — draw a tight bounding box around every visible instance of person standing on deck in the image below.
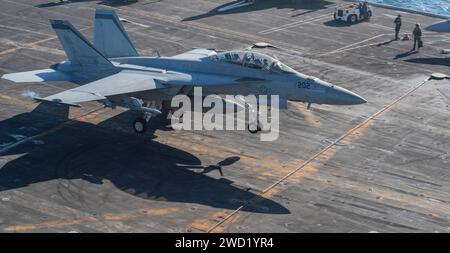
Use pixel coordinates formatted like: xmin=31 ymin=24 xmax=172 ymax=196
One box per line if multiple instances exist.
xmin=413 ymin=23 xmax=423 ymax=51
xmin=394 ymin=15 xmax=402 ymax=40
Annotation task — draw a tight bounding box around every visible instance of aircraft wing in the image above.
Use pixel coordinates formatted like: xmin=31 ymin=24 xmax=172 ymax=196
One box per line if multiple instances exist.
xmin=35 ymin=70 xmax=165 ymax=106
xmin=170 ymin=48 xmax=217 ymax=60
xmin=2 ymin=68 xmax=85 ymax=83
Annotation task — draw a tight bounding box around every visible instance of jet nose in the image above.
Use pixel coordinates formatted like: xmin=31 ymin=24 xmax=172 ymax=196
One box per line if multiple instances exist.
xmin=327 ymin=85 xmax=367 ymax=105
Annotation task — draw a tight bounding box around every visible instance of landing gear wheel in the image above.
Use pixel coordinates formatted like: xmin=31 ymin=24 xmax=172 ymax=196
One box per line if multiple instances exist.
xmin=348 ymin=15 xmax=357 ymax=24
xmin=248 ymin=122 xmax=259 ymax=134
xmin=133 ymin=117 xmax=148 ymax=134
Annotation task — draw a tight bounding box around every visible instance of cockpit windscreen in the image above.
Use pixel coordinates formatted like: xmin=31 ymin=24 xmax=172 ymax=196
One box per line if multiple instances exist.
xmin=209 ymin=51 xmax=298 ymax=74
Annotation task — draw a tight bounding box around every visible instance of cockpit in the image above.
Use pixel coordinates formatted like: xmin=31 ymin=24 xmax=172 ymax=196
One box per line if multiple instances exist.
xmin=209 ymin=51 xmax=299 ymax=74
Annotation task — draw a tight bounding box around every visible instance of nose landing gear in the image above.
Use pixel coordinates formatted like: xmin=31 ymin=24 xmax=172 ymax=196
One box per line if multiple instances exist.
xmin=133 ymin=117 xmax=148 ymax=134
xmin=248 ymin=121 xmax=260 ymax=134
xmin=246 ymin=103 xmax=272 ymax=134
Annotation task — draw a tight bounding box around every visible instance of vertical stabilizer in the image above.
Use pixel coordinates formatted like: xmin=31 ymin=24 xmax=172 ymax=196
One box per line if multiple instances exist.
xmin=50 ymin=19 xmax=115 ymax=69
xmin=94 ymin=9 xmax=139 ymax=58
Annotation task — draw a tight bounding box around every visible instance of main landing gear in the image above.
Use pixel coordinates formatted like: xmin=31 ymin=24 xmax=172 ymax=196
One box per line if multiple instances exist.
xmin=122 ymin=97 xmax=164 ymax=134
xmin=133 ymin=115 xmax=150 ymax=134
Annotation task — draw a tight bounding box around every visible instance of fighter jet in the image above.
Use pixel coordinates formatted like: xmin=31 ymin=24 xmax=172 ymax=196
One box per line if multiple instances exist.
xmin=2 ymin=9 xmax=366 ymax=134
xmin=426 ymin=19 xmax=450 ymax=54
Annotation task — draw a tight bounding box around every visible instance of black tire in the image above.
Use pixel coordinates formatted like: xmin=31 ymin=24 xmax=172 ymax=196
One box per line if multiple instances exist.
xmin=347 ymin=15 xmax=357 ymax=24
xmin=133 ymin=117 xmax=147 ymax=134
xmin=247 ymin=123 xmax=259 ymax=134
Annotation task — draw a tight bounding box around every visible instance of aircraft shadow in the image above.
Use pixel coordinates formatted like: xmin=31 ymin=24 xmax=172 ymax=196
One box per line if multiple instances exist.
xmin=0 ymin=103 xmax=289 ymax=214
xmin=404 ymin=57 xmax=450 ymax=67
xmin=183 ymin=0 xmax=334 ymax=21
xmin=0 ymin=102 xmax=70 ymax=146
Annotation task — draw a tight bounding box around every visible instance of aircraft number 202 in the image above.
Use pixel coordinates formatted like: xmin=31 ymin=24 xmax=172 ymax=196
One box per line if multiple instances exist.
xmin=297 ymin=81 xmax=311 ymax=89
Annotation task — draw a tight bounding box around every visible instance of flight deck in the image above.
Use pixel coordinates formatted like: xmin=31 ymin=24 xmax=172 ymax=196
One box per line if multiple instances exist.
xmin=0 ymin=0 xmax=449 ymax=232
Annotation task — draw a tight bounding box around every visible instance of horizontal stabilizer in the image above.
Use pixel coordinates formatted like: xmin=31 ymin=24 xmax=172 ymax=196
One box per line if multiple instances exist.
xmin=1 ymin=69 xmax=82 ymax=83
xmin=34 ymin=97 xmax=84 ymax=107
xmin=35 ymin=70 xmax=163 ymax=106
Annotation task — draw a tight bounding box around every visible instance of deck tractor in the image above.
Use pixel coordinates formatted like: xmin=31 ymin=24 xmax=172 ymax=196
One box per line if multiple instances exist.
xmin=334 ymin=2 xmax=372 ymax=24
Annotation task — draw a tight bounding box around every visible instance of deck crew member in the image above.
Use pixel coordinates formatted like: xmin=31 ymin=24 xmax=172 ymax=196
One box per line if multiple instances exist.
xmin=413 ymin=23 xmax=423 ymax=51
xmin=394 ymin=15 xmax=402 ymax=40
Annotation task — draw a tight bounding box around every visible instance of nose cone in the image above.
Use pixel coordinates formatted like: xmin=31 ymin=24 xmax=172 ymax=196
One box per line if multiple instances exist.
xmin=327 ymin=85 xmax=367 ymax=105
xmin=426 ymin=19 xmax=450 ymax=33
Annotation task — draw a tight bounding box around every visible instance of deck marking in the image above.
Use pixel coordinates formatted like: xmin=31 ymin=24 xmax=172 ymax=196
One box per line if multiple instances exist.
xmin=2 ymin=207 xmax=180 ymax=232
xmin=0 ymin=27 xmax=91 ymax=56
xmin=0 ymin=24 xmax=53 ymax=37
xmin=259 ymin=14 xmax=331 ymax=34
xmin=290 ymin=102 xmax=322 ymax=128
xmin=206 ymin=76 xmax=431 ymax=233
xmin=0 ymin=2 xmax=442 ymax=233
xmin=437 ymin=88 xmax=450 ymax=102
xmin=0 ymin=105 xmax=105 ymax=155
xmin=129 ymin=9 xmax=437 ymax=76
xmin=120 ymin=8 xmax=310 ymax=55
xmin=319 ymin=33 xmax=387 ymax=56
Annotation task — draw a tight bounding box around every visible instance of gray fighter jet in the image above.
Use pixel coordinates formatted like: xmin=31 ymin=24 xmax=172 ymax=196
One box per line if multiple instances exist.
xmin=2 ymin=9 xmax=366 ymax=134
xmin=426 ymin=19 xmax=450 ymax=54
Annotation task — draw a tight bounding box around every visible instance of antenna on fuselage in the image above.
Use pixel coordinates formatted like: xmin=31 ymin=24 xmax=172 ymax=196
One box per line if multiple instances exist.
xmin=246 ymin=42 xmax=278 ymax=50
xmin=152 ymin=48 xmax=161 ymax=57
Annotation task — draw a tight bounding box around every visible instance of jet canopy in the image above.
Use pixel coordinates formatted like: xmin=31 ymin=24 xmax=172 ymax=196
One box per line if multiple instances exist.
xmin=209 ymin=51 xmax=299 ymax=74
